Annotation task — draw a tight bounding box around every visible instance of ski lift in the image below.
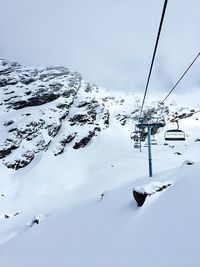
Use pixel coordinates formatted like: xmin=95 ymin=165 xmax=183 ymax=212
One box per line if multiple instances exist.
xmin=131 ymin=127 xmax=142 ymax=149
xmin=144 ymin=142 xmax=148 ymax=147
xmin=130 ymin=128 xmax=141 ymax=141
xmin=164 ymin=121 xmax=185 ymax=141
xmin=144 ymin=136 xmax=157 ymax=147
xmin=134 ymin=141 xmax=141 ymax=149
xmin=151 ymin=135 xmax=157 ymax=145
xmin=136 ymin=115 xmax=165 ymax=130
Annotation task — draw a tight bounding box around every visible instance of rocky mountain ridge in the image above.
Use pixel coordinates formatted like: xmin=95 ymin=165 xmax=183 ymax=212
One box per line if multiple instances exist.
xmin=0 ymin=58 xmax=197 ymax=170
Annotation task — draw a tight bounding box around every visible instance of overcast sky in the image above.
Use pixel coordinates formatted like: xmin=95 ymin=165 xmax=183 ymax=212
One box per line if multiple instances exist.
xmin=0 ymin=0 xmax=199 ymax=104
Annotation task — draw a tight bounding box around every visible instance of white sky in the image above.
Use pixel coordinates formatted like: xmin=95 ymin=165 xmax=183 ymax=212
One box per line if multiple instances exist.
xmin=0 ymin=0 xmax=199 ymax=104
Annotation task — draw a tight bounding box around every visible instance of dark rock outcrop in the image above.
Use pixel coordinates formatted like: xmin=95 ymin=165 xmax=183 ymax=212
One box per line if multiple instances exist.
xmin=9 ymin=93 xmax=60 ymax=110
xmin=73 ymin=128 xmax=99 ymax=149
xmin=133 ymin=182 xmax=172 ymax=207
xmin=5 ymin=151 xmax=35 ymax=170
xmin=54 ymin=133 xmax=77 ymax=156
xmin=0 ymin=142 xmax=19 ymax=159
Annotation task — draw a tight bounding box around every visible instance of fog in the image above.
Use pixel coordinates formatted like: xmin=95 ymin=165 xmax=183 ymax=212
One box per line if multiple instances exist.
xmin=0 ymin=0 xmax=199 ymax=100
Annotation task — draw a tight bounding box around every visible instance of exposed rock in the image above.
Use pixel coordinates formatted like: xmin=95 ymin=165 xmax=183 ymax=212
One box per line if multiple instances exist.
xmin=72 ymin=128 xmax=100 ymax=150
xmin=4 ymin=96 xmax=19 ymax=102
xmin=77 ymin=101 xmax=89 ymax=108
xmin=102 ymin=111 xmax=110 ymax=127
xmin=30 ymin=214 xmax=45 ymax=227
xmin=4 ymin=211 xmax=21 ymax=219
xmin=0 ymin=77 xmax=18 ymax=87
xmin=116 ymin=114 xmax=128 ymax=126
xmin=21 ymin=77 xmax=35 ymax=85
xmin=0 ymin=142 xmax=19 ymax=159
xmin=84 ymin=83 xmax=93 ymax=93
xmin=5 ymin=151 xmax=34 ymax=170
xmin=46 ymin=123 xmax=61 ymax=137
xmin=69 ymin=114 xmax=95 ymax=126
xmin=73 ymin=130 xmax=96 ymax=149
xmin=133 ymin=191 xmax=148 ymax=207
xmin=182 ymin=160 xmax=195 ymax=166
xmin=174 ymin=152 xmax=182 ymax=155
xmin=56 ymin=103 xmax=68 ymax=109
xmin=62 ymin=89 xmax=76 ymax=98
xmin=4 ymin=90 xmax=15 ymax=95
xmin=133 ymin=181 xmax=172 ymax=206
xmin=4 ymin=120 xmax=14 ymax=126
xmin=9 ymin=93 xmax=60 ymax=110
xmin=54 ymin=132 xmax=77 ymax=156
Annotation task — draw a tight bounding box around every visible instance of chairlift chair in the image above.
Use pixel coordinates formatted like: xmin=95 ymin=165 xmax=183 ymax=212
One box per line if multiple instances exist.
xmin=131 ymin=132 xmax=139 ymax=141
xmin=130 ymin=128 xmax=141 ymax=142
xmin=131 ymin=128 xmax=142 ymax=149
xmin=144 ymin=136 xmax=157 ymax=147
xmin=151 ymin=135 xmax=157 ymax=145
xmin=164 ymin=121 xmax=185 ymax=141
xmin=164 ymin=129 xmax=185 ymax=141
xmin=134 ymin=141 xmax=141 ymax=149
xmin=144 ymin=141 xmax=148 ymax=147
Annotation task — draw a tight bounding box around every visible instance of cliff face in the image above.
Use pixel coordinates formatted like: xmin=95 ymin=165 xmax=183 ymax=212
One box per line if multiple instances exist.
xmin=0 ymin=58 xmax=196 ymax=170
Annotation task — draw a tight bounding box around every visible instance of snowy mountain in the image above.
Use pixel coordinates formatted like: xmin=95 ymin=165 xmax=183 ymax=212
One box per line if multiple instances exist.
xmin=0 ymin=58 xmax=200 ymax=267
xmin=0 ymin=58 xmax=197 ymax=170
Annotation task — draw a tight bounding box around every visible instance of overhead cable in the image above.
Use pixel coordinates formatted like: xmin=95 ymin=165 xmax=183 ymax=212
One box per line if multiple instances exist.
xmin=140 ymin=0 xmax=168 ymax=116
xmin=162 ymin=52 xmax=200 ymax=102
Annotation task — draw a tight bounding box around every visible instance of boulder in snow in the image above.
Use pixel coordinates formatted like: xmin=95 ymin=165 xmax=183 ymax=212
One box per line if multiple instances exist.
xmin=30 ymin=214 xmax=46 ymax=227
xmin=133 ymin=181 xmax=172 ymax=206
xmin=182 ymin=160 xmax=195 ymax=166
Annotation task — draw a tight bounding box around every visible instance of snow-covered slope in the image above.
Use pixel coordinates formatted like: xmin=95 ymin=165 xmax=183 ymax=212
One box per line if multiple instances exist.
xmin=0 ymin=59 xmax=200 ymax=267
xmin=1 ymin=162 xmax=200 ymax=267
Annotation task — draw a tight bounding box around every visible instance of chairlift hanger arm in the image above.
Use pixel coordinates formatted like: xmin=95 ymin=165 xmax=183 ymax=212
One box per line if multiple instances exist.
xmin=176 ymin=121 xmax=179 ymax=130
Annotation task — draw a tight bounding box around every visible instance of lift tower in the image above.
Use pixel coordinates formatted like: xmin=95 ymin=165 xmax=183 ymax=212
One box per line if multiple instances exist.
xmin=137 ymin=117 xmax=164 ymax=177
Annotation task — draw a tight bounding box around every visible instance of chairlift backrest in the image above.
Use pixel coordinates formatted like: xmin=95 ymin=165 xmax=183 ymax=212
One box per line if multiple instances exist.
xmin=144 ymin=136 xmax=157 ymax=146
xmin=131 ymin=130 xmax=141 ymax=141
xmin=164 ymin=129 xmax=185 ymax=141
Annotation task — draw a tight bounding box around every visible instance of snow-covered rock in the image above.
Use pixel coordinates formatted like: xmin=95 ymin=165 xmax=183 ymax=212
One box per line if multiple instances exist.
xmin=133 ymin=181 xmax=172 ymax=206
xmin=0 ymin=58 xmax=198 ymax=170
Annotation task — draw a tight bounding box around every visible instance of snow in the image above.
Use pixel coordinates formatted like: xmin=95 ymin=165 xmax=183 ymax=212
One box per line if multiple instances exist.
xmin=133 ymin=180 xmax=172 ymax=194
xmin=0 ymin=59 xmax=200 ymax=266
xmin=0 ymin=116 xmax=200 ymax=266
xmin=0 ymin=163 xmax=200 ymax=267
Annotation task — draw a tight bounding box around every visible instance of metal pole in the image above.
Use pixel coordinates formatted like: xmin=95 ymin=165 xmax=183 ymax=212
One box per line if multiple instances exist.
xmin=147 ymin=126 xmax=153 ymax=177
